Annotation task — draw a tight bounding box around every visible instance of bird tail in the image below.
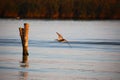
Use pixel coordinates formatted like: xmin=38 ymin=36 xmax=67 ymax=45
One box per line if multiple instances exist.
xmin=65 ymin=39 xmax=72 ymax=48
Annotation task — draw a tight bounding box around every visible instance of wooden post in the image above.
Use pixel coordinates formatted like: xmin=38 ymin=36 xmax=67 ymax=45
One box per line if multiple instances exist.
xmin=19 ymin=23 xmax=29 ymax=63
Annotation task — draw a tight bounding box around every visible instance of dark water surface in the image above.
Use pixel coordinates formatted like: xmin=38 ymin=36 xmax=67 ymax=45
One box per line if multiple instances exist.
xmin=0 ymin=19 xmax=120 ymax=80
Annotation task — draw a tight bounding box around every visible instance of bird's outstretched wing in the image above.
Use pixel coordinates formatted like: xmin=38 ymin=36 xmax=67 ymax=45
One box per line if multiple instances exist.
xmin=56 ymin=32 xmax=64 ymax=40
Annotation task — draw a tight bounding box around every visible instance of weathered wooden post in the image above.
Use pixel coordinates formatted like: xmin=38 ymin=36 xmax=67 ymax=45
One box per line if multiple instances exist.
xmin=19 ymin=23 xmax=29 ymax=63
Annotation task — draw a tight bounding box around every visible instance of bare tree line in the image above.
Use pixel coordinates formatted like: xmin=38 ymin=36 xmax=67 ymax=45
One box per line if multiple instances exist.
xmin=0 ymin=0 xmax=119 ymax=19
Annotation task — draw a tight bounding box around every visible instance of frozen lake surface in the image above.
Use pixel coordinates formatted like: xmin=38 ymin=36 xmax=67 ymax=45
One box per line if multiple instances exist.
xmin=0 ymin=19 xmax=120 ymax=80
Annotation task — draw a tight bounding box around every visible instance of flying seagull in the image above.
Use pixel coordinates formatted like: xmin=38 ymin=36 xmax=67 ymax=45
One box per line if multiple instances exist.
xmin=56 ymin=32 xmax=72 ymax=48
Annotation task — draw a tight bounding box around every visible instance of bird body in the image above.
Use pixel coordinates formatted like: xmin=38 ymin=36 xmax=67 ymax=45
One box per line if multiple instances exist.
xmin=56 ymin=32 xmax=72 ymax=48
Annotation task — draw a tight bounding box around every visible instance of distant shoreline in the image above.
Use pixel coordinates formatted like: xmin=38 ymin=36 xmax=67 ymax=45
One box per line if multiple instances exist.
xmin=1 ymin=0 xmax=120 ymax=20
xmin=0 ymin=17 xmax=119 ymax=21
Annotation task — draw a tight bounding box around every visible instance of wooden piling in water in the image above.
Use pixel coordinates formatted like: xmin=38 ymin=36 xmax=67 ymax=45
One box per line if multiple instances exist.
xmin=19 ymin=23 xmax=29 ymax=63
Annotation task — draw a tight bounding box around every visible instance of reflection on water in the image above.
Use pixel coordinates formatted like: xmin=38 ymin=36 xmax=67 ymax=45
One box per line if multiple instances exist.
xmin=19 ymin=63 xmax=29 ymax=80
xmin=19 ymin=71 xmax=28 ymax=80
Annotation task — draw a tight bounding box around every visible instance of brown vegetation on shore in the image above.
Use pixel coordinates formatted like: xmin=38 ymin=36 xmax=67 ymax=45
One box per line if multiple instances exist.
xmin=0 ymin=0 xmax=119 ymax=20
